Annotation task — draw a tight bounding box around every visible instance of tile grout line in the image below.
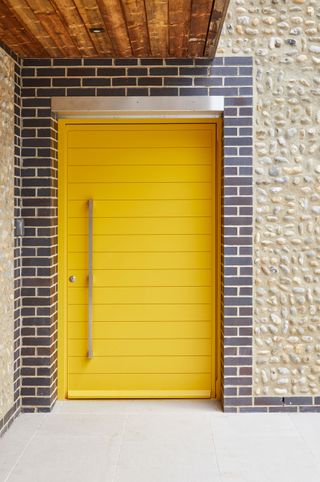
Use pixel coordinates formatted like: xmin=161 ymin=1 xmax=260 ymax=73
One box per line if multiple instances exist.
xmin=209 ymin=415 xmax=223 ymax=482
xmin=111 ymin=413 xmax=129 ymax=482
xmin=3 ymin=414 xmax=49 ymax=482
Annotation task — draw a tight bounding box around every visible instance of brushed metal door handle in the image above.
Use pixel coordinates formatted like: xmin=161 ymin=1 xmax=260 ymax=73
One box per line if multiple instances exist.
xmin=88 ymin=199 xmax=93 ymax=359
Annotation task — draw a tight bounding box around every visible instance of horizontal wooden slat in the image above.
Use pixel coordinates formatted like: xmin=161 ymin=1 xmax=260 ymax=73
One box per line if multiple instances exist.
xmin=67 ymin=147 xmax=212 ymax=166
xmin=67 ymin=129 xmax=212 ymax=148
xmin=68 ymin=373 xmax=211 ymax=391
xmin=68 ymin=217 xmax=211 ymax=235
xmin=68 ymin=321 xmax=211 ymax=339
xmin=68 ymin=165 xmax=211 ymax=183
xmin=67 ymin=123 xmax=214 ymax=131
xmin=68 ymin=338 xmax=211 ymax=356
xmin=67 ymin=269 xmax=211 ymax=287
xmin=67 ymin=286 xmax=212 ymax=304
xmin=68 ymin=251 xmax=211 ymax=270
xmin=68 ymin=356 xmax=210 ymax=374
xmin=67 ymin=182 xmax=212 ymax=200
xmin=68 ymin=234 xmax=212 ymax=253
xmin=68 ymin=303 xmax=211 ymax=322
xmin=68 ymin=199 xmax=211 ymax=218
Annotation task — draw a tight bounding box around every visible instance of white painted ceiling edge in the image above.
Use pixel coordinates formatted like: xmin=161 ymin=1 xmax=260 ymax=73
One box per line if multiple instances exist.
xmin=51 ymin=96 xmax=224 ymax=119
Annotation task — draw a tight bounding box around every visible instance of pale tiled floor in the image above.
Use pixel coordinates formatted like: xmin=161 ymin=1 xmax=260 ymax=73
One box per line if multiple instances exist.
xmin=1 ymin=400 xmax=320 ymax=482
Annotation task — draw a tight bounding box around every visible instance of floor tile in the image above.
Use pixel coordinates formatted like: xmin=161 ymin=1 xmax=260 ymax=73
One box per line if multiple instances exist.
xmin=213 ymin=426 xmax=320 ymax=482
xmin=0 ymin=414 xmax=47 ymax=481
xmin=54 ymin=399 xmax=133 ymax=415
xmin=38 ymin=412 xmax=126 ymax=436
xmin=6 ymin=434 xmax=119 ymax=482
xmin=210 ymin=413 xmax=297 ymax=438
xmin=115 ymin=464 xmax=221 ymax=482
xmin=289 ymin=414 xmax=320 ymax=468
xmin=55 ymin=399 xmax=220 ymax=415
xmin=5 ymin=414 xmax=126 ymax=482
xmin=115 ymin=413 xmax=220 ymax=482
xmin=129 ymin=399 xmax=220 ymax=414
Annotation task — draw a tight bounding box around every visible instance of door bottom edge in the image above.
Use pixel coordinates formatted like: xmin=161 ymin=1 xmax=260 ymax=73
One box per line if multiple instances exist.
xmin=67 ymin=389 xmax=212 ymax=399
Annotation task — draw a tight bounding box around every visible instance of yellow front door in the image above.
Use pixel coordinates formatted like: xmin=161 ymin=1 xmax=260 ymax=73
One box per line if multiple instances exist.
xmin=58 ymin=119 xmax=219 ymax=399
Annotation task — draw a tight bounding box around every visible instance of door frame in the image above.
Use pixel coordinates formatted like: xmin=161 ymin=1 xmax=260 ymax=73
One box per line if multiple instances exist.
xmin=57 ymin=118 xmax=222 ymax=400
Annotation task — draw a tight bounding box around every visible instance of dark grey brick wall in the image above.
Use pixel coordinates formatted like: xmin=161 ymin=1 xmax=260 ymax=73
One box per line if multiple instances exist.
xmin=20 ymin=110 xmax=58 ymax=413
xmin=19 ymin=56 xmax=254 ymax=412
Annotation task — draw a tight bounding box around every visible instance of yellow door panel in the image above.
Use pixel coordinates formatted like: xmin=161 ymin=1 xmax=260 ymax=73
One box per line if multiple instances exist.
xmin=66 ymin=269 xmax=211 ymax=287
xmin=68 ymin=235 xmax=212 ymax=253
xmin=60 ymin=121 xmax=217 ymax=399
xmin=68 ymin=217 xmax=211 ymax=236
xmin=68 ymin=286 xmax=211 ymax=305
xmin=68 ymin=338 xmax=211 ymax=357
xmin=68 ymin=303 xmax=211 ymax=322
xmin=68 ymin=356 xmax=211 ymax=374
xmin=68 ymin=182 xmax=212 ymax=200
xmin=68 ymin=128 xmax=212 ymax=149
xmin=68 ymin=199 xmax=211 ymax=218
xmin=68 ymin=147 xmax=212 ymax=166
xmin=68 ymin=321 xmax=211 ymax=340
xmin=68 ymin=251 xmax=211 ymax=270
xmin=68 ymin=373 xmax=211 ymax=392
xmin=68 ymin=165 xmax=211 ymax=183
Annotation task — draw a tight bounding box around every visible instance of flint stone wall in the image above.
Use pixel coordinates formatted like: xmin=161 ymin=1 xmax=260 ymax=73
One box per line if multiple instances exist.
xmin=219 ymin=0 xmax=320 ymax=397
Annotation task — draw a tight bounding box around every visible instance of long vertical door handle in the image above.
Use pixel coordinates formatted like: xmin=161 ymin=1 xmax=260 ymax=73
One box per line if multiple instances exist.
xmin=88 ymin=199 xmax=93 ymax=359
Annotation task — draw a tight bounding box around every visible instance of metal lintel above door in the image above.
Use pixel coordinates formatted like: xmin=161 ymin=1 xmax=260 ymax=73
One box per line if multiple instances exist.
xmin=51 ymin=96 xmax=224 ymax=119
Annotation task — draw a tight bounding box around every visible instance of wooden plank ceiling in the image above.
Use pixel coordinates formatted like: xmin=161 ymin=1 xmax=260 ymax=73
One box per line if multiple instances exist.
xmin=0 ymin=0 xmax=229 ymax=58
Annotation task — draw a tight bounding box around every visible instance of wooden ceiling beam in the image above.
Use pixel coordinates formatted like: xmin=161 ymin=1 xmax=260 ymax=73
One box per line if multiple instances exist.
xmin=144 ymin=0 xmax=168 ymax=57
xmin=120 ymin=0 xmax=151 ymax=57
xmin=204 ymin=0 xmax=229 ymax=57
xmin=188 ymin=0 xmax=214 ymax=57
xmin=168 ymin=0 xmax=191 ymax=58
xmin=96 ymin=0 xmax=132 ymax=57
